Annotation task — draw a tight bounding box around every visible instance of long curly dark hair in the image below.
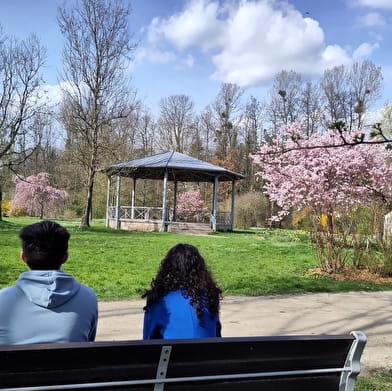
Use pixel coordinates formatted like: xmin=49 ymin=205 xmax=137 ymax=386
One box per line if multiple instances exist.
xmin=142 ymin=243 xmax=222 ymax=322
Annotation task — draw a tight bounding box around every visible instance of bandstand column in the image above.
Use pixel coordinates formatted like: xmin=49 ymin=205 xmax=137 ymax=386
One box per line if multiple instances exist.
xmin=115 ymin=175 xmax=121 ymax=230
xmin=161 ymin=169 xmax=168 ymax=231
xmin=172 ymin=180 xmax=178 ymax=222
xmin=212 ymin=176 xmax=219 ymax=232
xmin=105 ymin=176 xmax=111 ymax=228
xmin=131 ymin=178 xmax=136 ymax=219
xmin=230 ymin=180 xmax=235 ymax=231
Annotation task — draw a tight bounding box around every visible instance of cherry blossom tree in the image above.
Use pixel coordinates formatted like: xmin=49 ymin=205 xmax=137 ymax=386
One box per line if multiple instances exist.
xmin=252 ymin=123 xmax=392 ymax=272
xmin=176 ymin=189 xmax=209 ymax=222
xmin=253 ymin=123 xmax=392 ymax=221
xmin=11 ymin=173 xmax=68 ymax=219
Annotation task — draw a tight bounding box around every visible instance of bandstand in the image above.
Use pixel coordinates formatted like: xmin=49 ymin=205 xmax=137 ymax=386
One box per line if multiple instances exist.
xmin=102 ymin=151 xmax=244 ymax=233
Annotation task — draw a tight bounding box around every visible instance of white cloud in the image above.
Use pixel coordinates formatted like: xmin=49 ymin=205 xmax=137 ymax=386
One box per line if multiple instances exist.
xmin=141 ymin=0 xmax=373 ymax=87
xmin=320 ymin=45 xmax=352 ymax=67
xmin=182 ymin=54 xmax=195 ymax=69
xmin=135 ymin=48 xmax=195 ymax=72
xmin=146 ymin=0 xmax=226 ymax=51
xmin=359 ymin=12 xmax=386 ymax=27
xmin=136 ymin=47 xmax=177 ymax=64
xmin=39 ymin=83 xmax=62 ymax=106
xmin=353 ymin=42 xmax=380 ymax=59
xmin=354 ymin=0 xmax=392 ymax=9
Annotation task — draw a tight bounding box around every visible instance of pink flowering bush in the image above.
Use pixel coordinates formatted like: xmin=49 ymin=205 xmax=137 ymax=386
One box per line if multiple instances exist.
xmin=252 ymin=123 xmax=392 ymax=272
xmin=252 ymin=123 xmax=392 ymax=223
xmin=11 ymin=173 xmax=68 ymax=219
xmin=176 ymin=189 xmax=209 ymax=222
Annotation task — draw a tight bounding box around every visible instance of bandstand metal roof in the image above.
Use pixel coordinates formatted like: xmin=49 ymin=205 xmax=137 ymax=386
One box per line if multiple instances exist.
xmin=102 ymin=151 xmax=244 ymax=182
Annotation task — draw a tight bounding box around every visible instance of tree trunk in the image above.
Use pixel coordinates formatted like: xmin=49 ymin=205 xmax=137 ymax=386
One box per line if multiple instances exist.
xmin=327 ymin=213 xmax=334 ymax=236
xmin=80 ymin=167 xmax=96 ymax=227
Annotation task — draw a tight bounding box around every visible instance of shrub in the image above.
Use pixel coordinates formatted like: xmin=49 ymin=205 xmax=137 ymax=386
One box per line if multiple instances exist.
xmin=233 ymin=191 xmax=270 ymax=229
xmin=1 ymin=200 xmax=11 ymax=217
xmin=291 ymin=207 xmax=313 ymax=230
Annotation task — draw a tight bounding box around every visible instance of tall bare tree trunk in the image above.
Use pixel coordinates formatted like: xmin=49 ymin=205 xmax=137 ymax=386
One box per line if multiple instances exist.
xmin=58 ymin=0 xmax=136 ymax=228
xmin=81 ymin=167 xmax=95 ymax=227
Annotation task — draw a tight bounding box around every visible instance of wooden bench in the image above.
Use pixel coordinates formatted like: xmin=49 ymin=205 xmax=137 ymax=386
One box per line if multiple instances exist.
xmin=0 ymin=331 xmax=366 ymax=391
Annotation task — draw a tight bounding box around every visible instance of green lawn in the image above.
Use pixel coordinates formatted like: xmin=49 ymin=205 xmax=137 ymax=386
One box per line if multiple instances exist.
xmin=1 ymin=216 xmax=392 ymax=300
xmin=356 ymin=370 xmax=392 ymax=390
xmin=1 ymin=216 xmax=392 ymax=389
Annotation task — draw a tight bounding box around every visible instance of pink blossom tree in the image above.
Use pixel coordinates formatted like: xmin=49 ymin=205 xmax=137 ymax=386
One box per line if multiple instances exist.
xmin=11 ymin=173 xmax=68 ymax=219
xmin=252 ymin=123 xmax=392 ymax=271
xmin=176 ymin=189 xmax=209 ymax=222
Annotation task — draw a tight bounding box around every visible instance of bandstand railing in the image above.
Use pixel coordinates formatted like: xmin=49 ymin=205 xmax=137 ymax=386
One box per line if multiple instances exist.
xmin=108 ymin=206 xmax=232 ymax=230
xmin=108 ymin=206 xmax=163 ymax=220
xmin=172 ymin=210 xmax=210 ymax=223
xmin=216 ymin=211 xmax=231 ymax=226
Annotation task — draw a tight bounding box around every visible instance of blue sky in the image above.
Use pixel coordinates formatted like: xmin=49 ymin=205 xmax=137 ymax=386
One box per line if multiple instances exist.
xmin=1 ymin=0 xmax=392 ymax=114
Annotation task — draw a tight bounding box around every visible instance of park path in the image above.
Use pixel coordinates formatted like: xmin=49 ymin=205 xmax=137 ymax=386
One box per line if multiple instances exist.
xmin=96 ymin=291 xmax=392 ymax=372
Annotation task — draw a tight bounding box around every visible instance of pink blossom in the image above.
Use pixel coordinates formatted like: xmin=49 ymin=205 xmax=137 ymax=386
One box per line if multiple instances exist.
xmin=251 ymin=123 xmax=392 ymax=221
xmin=176 ymin=189 xmax=208 ymax=222
xmin=11 ymin=173 xmax=68 ymax=218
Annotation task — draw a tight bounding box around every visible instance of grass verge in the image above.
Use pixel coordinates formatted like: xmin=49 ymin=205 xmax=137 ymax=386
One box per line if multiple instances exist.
xmin=1 ymin=217 xmax=392 ymax=300
xmin=356 ymin=370 xmax=392 ymax=390
xmin=1 ymin=217 xmax=392 ymax=390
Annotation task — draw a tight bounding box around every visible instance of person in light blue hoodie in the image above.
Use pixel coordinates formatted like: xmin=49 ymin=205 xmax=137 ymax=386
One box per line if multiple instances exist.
xmin=142 ymin=243 xmax=222 ymax=339
xmin=0 ymin=220 xmax=98 ymax=345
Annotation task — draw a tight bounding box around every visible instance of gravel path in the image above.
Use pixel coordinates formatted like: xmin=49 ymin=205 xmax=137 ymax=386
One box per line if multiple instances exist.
xmin=97 ymin=291 xmax=392 ymax=372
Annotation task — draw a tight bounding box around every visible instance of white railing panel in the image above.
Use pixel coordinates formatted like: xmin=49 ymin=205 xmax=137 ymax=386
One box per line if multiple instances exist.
xmin=216 ymin=211 xmax=231 ymax=225
xmin=107 ymin=206 xmax=163 ymax=221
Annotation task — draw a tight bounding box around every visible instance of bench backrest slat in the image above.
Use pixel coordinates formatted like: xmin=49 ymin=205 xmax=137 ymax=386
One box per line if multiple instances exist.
xmin=0 ymin=332 xmax=366 ymax=391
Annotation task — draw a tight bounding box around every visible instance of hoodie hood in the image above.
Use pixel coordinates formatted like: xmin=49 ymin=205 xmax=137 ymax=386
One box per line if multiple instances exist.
xmin=16 ymin=270 xmax=80 ymax=308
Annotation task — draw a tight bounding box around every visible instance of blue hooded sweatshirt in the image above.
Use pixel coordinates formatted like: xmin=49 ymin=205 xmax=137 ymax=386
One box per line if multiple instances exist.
xmin=143 ymin=290 xmax=221 ymax=339
xmin=0 ymin=270 xmax=98 ymax=345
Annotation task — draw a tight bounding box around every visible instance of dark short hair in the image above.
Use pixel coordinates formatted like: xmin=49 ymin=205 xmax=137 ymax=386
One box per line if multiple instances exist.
xmin=19 ymin=220 xmax=70 ymax=270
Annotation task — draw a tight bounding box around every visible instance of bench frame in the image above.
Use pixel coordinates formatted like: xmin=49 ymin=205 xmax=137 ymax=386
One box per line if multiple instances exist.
xmin=0 ymin=331 xmax=367 ymax=391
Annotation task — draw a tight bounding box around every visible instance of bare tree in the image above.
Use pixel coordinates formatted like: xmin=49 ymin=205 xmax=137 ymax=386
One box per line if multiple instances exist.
xmin=187 ymin=119 xmax=205 ymax=159
xmin=135 ymin=106 xmax=156 ymax=156
xmin=157 ymin=95 xmax=194 ymax=153
xmin=198 ymin=106 xmax=216 ymax=160
xmin=0 ymin=29 xmax=47 ymax=219
xmin=243 ymin=96 xmax=263 ymax=149
xmin=211 ymin=83 xmax=243 ymax=159
xmin=320 ymin=65 xmax=350 ymax=127
xmin=111 ymin=102 xmax=157 ymax=159
xmin=349 ymin=60 xmax=383 ymax=129
xmin=20 ymin=113 xmax=59 ymax=177
xmin=105 ymin=100 xmax=143 ymax=161
xmin=299 ymin=81 xmax=324 ymax=136
xmin=240 ymin=95 xmax=263 ymax=191
xmin=320 ymin=61 xmax=383 ymax=131
xmin=266 ymin=70 xmax=303 ymax=136
xmin=58 ymin=0 xmax=136 ymax=226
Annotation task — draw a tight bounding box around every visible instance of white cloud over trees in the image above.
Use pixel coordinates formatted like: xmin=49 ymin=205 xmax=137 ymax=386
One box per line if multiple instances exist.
xmin=141 ymin=0 xmax=379 ymax=87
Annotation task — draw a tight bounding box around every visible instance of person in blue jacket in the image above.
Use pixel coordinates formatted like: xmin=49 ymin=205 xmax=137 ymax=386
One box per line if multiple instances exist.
xmin=0 ymin=220 xmax=98 ymax=345
xmin=142 ymin=243 xmax=222 ymax=339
